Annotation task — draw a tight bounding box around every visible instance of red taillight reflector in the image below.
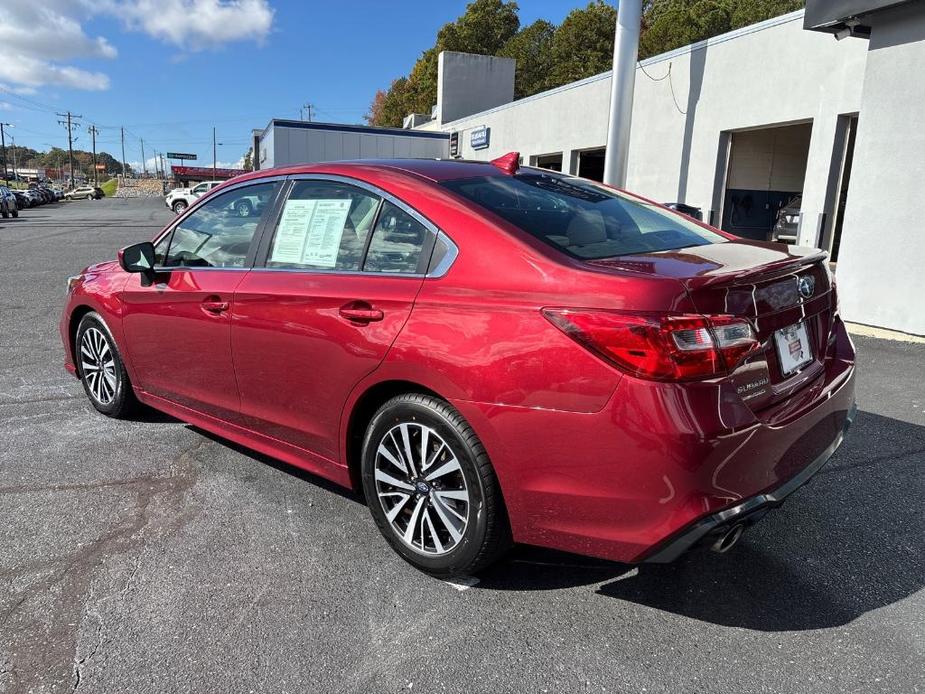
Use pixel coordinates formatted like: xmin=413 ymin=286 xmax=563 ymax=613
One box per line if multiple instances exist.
xmin=542 ymin=309 xmax=759 ymax=381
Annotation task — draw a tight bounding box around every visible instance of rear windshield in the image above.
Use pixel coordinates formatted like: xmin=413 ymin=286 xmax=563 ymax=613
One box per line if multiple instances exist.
xmin=442 ymin=172 xmax=726 ymax=259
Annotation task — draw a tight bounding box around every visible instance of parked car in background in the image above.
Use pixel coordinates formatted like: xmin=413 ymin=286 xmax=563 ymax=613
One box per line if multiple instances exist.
xmin=12 ymin=189 xmax=32 ymax=209
xmin=165 ymin=180 xmax=221 ymax=214
xmin=60 ymin=155 xmax=855 ymax=576
xmin=663 ymin=201 xmax=703 ymax=220
xmin=0 ymin=186 xmax=18 ymax=218
xmin=771 ymin=194 xmax=802 ymax=244
xmin=65 ymin=185 xmax=104 ymax=201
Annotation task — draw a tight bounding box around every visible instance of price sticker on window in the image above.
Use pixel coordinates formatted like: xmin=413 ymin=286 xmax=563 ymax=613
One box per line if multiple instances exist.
xmin=269 ymin=198 xmax=351 ymax=268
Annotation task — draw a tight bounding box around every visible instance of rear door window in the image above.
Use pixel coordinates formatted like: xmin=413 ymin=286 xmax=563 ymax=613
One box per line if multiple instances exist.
xmin=363 ymin=201 xmax=430 ymax=274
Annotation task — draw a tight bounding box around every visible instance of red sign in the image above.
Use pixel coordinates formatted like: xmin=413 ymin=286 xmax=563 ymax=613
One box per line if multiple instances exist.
xmin=171 ymin=165 xmax=246 ymax=180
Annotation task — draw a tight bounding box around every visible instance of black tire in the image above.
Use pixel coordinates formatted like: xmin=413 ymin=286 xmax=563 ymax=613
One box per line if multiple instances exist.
xmin=172 ymin=200 xmax=188 ymax=214
xmin=75 ymin=312 xmax=138 ymax=418
xmin=11 ymin=209 xmax=18 ymax=218
xmin=361 ymin=393 xmax=511 ymax=576
xmin=1 ymin=206 xmax=7 ymax=219
xmin=235 ymin=200 xmax=253 ymax=217
xmin=86 ymin=194 xmax=93 ymax=200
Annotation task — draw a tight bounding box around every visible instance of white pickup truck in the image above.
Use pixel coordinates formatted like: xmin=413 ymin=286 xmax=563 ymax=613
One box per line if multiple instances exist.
xmin=164 ymin=180 xmax=222 ymax=214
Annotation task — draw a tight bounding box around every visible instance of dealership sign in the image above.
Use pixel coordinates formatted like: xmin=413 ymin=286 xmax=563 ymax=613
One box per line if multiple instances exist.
xmin=470 ymin=126 xmax=490 ymax=150
xmin=167 ymin=152 xmax=197 ymax=160
xmin=170 ymin=165 xmax=246 ymax=180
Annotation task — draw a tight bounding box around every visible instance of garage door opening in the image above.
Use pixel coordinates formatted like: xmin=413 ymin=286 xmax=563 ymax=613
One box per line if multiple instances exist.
xmin=530 ymin=153 xmax=563 ymax=172
xmin=721 ymin=122 xmax=812 ymax=242
xmin=577 ymin=148 xmax=606 ymax=182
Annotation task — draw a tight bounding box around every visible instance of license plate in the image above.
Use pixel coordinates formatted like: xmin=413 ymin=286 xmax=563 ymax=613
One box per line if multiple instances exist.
xmin=774 ymin=321 xmax=812 ymax=376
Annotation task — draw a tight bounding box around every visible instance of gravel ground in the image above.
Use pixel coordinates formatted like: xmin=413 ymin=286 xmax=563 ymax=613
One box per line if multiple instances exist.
xmin=1 ymin=197 xmax=923 ymax=694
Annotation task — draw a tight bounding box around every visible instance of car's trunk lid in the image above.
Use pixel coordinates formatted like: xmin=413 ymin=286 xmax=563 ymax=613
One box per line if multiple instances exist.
xmin=587 ymin=240 xmax=835 ymax=409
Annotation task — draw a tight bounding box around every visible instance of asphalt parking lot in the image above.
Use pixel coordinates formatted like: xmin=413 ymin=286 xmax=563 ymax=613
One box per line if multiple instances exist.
xmin=1 ymin=196 xmax=923 ymax=693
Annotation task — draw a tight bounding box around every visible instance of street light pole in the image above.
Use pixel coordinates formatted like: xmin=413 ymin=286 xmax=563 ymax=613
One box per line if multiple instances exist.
xmin=602 ymin=0 xmax=642 ymax=188
xmin=212 ymin=127 xmax=217 ymax=181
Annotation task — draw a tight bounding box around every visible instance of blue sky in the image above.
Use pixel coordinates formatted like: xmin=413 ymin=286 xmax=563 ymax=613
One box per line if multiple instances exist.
xmin=0 ymin=1 xmax=579 ymax=171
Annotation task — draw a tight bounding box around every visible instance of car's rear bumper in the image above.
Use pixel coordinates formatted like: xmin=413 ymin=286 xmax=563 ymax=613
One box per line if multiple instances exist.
xmin=452 ymin=318 xmax=857 ymax=564
xmin=639 ymin=400 xmax=856 ymax=562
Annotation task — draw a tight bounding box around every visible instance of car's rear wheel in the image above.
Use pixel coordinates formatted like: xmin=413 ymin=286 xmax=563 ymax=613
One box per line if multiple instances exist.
xmin=235 ymin=200 xmax=253 ymax=217
xmin=172 ymin=200 xmax=188 ymax=214
xmin=76 ymin=312 xmax=137 ymax=418
xmin=361 ymin=393 xmax=511 ymax=576
xmin=86 ymin=194 xmax=94 ymax=200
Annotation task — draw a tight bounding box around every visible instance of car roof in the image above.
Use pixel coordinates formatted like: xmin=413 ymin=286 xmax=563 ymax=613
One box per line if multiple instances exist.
xmin=228 ymin=158 xmax=519 ymax=187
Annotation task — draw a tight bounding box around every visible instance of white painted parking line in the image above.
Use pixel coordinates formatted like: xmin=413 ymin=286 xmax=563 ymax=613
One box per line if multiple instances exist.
xmin=444 ymin=576 xmax=480 ymax=591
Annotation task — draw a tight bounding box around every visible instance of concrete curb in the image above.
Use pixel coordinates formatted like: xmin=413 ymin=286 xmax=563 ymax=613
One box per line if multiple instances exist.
xmin=845 ymin=322 xmax=925 ymax=344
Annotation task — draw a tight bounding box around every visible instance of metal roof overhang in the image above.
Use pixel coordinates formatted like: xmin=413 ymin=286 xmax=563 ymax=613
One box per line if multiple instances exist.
xmin=804 ymin=0 xmax=914 ymax=36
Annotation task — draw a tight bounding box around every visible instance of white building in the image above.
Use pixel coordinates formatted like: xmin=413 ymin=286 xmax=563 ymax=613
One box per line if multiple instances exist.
xmin=410 ymin=1 xmax=925 ymax=336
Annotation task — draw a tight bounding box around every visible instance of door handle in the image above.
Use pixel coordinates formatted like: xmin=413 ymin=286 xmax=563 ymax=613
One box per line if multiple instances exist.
xmin=339 ymin=302 xmax=384 ymax=323
xmin=201 ymin=298 xmax=230 ymax=314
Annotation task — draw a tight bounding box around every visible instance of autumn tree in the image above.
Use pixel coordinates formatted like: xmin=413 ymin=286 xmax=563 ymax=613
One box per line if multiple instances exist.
xmin=368 ymin=0 xmax=520 ymax=126
xmin=367 ymin=0 xmax=806 ymax=126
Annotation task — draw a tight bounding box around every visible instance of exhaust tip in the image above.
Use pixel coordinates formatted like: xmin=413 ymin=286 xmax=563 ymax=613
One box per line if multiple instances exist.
xmin=711 ymin=524 xmax=745 ymax=554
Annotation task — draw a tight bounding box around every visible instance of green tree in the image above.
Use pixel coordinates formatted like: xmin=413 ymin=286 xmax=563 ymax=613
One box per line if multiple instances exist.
xmin=640 ymin=0 xmax=804 ymax=59
xmin=499 ymin=19 xmax=556 ymax=98
xmin=368 ymin=0 xmax=520 ymax=125
xmin=366 ymin=0 xmax=806 ymax=125
xmin=548 ymin=1 xmax=617 ymax=88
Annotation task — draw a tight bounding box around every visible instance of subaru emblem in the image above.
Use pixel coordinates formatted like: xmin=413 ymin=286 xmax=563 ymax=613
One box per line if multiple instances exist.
xmin=798 ymin=275 xmax=815 ymax=299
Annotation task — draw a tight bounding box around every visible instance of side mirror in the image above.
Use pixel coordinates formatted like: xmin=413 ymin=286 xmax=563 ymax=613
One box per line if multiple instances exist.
xmin=118 ymin=241 xmax=157 ymax=286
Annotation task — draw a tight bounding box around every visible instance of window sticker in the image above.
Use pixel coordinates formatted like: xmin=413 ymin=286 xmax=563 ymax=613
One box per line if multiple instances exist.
xmin=269 ymin=198 xmax=352 ymax=268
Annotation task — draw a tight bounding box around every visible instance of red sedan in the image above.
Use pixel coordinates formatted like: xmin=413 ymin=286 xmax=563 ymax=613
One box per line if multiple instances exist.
xmin=60 ymin=155 xmax=856 ymax=575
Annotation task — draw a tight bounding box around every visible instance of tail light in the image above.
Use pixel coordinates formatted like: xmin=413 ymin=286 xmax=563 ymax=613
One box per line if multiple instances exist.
xmin=542 ymin=309 xmax=760 ymax=381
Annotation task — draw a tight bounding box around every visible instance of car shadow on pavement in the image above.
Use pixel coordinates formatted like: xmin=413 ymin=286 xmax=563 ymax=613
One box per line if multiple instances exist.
xmin=189 ymin=425 xmax=365 ymax=505
xmin=480 ymin=411 xmax=924 ymax=631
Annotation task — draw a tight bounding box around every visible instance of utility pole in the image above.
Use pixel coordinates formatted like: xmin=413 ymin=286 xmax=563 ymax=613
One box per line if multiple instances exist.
xmin=140 ymin=138 xmax=147 ymax=176
xmin=602 ymin=0 xmax=642 ymax=188
xmin=88 ymin=125 xmax=100 ymax=185
xmin=120 ymin=127 xmax=127 ymax=180
xmin=161 ymin=153 xmax=167 ymax=182
xmin=56 ymin=111 xmax=81 ymax=187
xmin=0 ymin=122 xmax=9 ymax=185
xmin=212 ymin=127 xmax=217 ymax=181
xmin=301 ymin=103 xmax=313 ymax=122
xmin=10 ymin=135 xmax=17 ymax=182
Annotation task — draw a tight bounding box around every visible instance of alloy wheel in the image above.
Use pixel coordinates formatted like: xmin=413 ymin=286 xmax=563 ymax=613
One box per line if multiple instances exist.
xmin=80 ymin=327 xmax=117 ymax=405
xmin=374 ymin=422 xmax=470 ymax=556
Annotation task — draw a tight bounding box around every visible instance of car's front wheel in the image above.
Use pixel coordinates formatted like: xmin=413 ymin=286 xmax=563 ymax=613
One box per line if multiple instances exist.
xmin=76 ymin=312 xmax=137 ymax=418
xmin=361 ymin=393 xmax=511 ymax=576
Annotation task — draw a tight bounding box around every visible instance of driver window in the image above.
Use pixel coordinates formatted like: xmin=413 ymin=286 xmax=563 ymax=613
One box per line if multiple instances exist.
xmin=163 ymin=182 xmax=278 ymax=268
